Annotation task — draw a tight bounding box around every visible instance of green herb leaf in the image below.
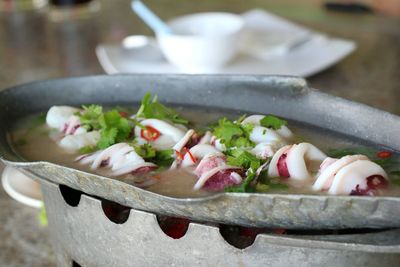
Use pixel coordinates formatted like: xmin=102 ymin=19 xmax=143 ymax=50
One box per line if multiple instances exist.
xmin=79 ymin=146 xmax=97 ymax=154
xmin=259 ymin=115 xmax=287 ymax=130
xmin=78 ymin=105 xmax=103 ymax=130
xmin=225 ymin=170 xmax=256 ymax=193
xmin=78 ymin=106 xmax=133 ymax=149
xmin=227 ymin=149 xmax=262 ymax=170
xmin=101 ymin=110 xmax=131 ymax=142
xmin=134 ymin=143 xmax=157 ymax=159
xmin=254 ymin=172 xmax=289 ymax=192
xmin=212 ymin=118 xmax=254 ymax=149
xmin=134 ymin=143 xmax=174 ymax=167
xmin=97 ymin=128 xmax=118 ymax=149
xmin=214 ymin=118 xmax=243 ymax=143
xmin=136 ymin=93 xmax=188 ymax=125
xmin=154 ymin=149 xmax=174 ymax=167
xmin=255 ymin=183 xmax=270 ymax=192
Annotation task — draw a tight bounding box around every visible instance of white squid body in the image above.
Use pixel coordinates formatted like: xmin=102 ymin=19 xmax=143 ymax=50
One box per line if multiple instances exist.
xmin=134 ymin=119 xmax=186 ymax=150
xmin=46 ymin=106 xmax=81 ymax=129
xmin=268 ymin=142 xmax=327 ymax=180
xmin=312 ymin=155 xmax=368 ymax=191
xmin=76 ymin=142 xmax=156 ymax=176
xmin=59 ymin=131 xmax=100 ymax=152
xmin=181 ymin=144 xmax=223 ymax=167
xmin=46 ymin=106 xmax=101 ymax=152
xmin=313 ymin=156 xmax=388 ymax=195
xmin=241 ymin=115 xmax=294 ymax=159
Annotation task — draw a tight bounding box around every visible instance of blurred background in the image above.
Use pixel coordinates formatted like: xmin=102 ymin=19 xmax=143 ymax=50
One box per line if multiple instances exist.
xmin=0 ymin=0 xmax=399 ymax=266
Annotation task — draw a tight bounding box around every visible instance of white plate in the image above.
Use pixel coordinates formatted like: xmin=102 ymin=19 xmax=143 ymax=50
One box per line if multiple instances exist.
xmin=1 ymin=166 xmax=42 ymax=208
xmin=96 ymin=9 xmax=356 ymax=77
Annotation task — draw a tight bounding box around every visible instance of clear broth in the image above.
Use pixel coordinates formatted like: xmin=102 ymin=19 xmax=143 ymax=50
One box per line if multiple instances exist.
xmin=8 ymin=106 xmax=400 ymax=198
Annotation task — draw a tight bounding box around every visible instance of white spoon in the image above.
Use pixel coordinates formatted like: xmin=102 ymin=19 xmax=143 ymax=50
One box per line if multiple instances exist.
xmin=131 ymin=0 xmax=172 ymax=34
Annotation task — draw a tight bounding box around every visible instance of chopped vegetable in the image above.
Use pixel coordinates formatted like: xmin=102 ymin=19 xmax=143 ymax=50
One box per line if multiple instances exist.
xmin=225 ymin=170 xmax=256 ymax=193
xmin=175 ymin=150 xmax=184 ymax=160
xmin=212 ymin=117 xmax=254 ymax=149
xmin=183 ymin=147 xmax=197 ymax=163
xmin=136 ymin=93 xmax=188 ymax=125
xmin=134 ymin=143 xmax=157 ymax=159
xmin=134 ymin=143 xmax=174 ymax=167
xmin=77 ymin=106 xmax=132 ymax=149
xmin=259 ymin=115 xmax=287 ymax=130
xmin=227 ymin=149 xmax=262 ymax=170
xmin=78 ymin=105 xmax=102 ymax=130
xmin=377 ymin=150 xmax=392 ymax=159
xmin=140 ymin=125 xmax=161 ymax=141
xmin=79 ymin=146 xmax=97 ymax=154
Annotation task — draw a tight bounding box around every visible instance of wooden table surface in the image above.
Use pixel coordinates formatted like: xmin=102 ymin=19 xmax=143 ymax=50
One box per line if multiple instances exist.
xmin=0 ymin=0 xmax=399 ymax=266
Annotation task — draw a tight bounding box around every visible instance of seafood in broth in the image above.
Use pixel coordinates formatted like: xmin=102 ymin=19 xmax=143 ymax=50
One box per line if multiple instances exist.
xmin=10 ymin=93 xmax=400 ymax=197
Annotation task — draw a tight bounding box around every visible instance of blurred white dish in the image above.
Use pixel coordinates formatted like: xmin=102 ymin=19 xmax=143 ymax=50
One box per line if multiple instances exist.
xmin=156 ymin=12 xmax=244 ymax=72
xmin=96 ymin=9 xmax=356 ymax=77
xmin=1 ymin=166 xmax=42 ymax=208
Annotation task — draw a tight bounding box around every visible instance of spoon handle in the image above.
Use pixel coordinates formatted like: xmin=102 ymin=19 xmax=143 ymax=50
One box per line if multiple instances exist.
xmin=131 ymin=0 xmax=172 ymax=34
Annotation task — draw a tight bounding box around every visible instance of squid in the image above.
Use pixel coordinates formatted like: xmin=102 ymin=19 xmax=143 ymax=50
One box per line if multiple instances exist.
xmin=268 ymin=142 xmax=327 ymax=180
xmin=313 ymin=155 xmax=388 ymax=195
xmin=46 ymin=106 xmax=81 ymax=129
xmin=191 ymin=152 xmax=243 ymax=191
xmin=134 ymin=118 xmax=186 ymax=150
xmin=59 ymin=131 xmax=100 ymax=151
xmin=180 ymin=144 xmax=223 ymax=167
xmin=46 ymin=106 xmax=100 ymax=152
xmin=241 ymin=115 xmax=294 ymax=159
xmin=76 ymin=142 xmax=156 ymax=177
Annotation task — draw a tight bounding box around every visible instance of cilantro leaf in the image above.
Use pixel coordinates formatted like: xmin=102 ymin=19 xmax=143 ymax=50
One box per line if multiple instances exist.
xmin=134 ymin=143 xmax=174 ymax=167
xmin=134 ymin=143 xmax=157 ymax=159
xmin=255 ymin=183 xmax=270 ymax=192
xmin=225 ymin=170 xmax=256 ymax=193
xmin=213 ymin=118 xmax=243 ymax=143
xmin=259 ymin=115 xmax=287 ymax=130
xmin=154 ymin=149 xmax=175 ymax=167
xmin=227 ymin=149 xmax=262 ymax=170
xmin=78 ymin=105 xmax=103 ymax=130
xmin=101 ymin=110 xmax=131 ymax=142
xmin=136 ymin=93 xmax=188 ymax=125
xmin=79 ymin=146 xmax=97 ymax=154
xmin=97 ymin=128 xmax=118 ymax=149
xmin=77 ymin=106 xmax=133 ymax=149
xmin=212 ymin=117 xmax=254 ymax=149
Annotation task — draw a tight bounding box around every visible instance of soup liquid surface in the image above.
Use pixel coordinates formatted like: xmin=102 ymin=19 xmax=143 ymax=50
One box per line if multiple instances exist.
xmin=9 ymin=106 xmax=400 ymax=198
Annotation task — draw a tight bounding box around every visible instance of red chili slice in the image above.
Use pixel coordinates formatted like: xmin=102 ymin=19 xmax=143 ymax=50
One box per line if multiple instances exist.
xmin=377 ymin=150 xmax=392 ymax=159
xmin=175 ymin=150 xmax=184 ymax=160
xmin=277 ymin=153 xmax=290 ymax=178
xmin=183 ymin=147 xmax=197 ymax=163
xmin=140 ymin=126 xmax=161 ymax=141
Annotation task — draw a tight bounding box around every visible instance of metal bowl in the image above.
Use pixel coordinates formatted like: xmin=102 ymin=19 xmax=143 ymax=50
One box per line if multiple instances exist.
xmin=1 ymin=74 xmax=400 ymax=229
